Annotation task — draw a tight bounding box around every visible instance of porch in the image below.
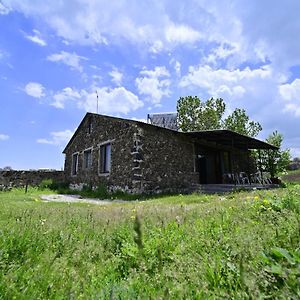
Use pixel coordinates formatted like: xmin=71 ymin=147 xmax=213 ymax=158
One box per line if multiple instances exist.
xmin=188 ymin=130 xmax=278 ymax=185
xmin=192 ymin=183 xmax=280 ymax=194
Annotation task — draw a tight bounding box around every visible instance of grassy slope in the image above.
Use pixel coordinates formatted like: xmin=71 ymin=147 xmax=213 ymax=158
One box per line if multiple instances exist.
xmin=281 ymin=169 xmax=300 ymax=184
xmin=0 ymin=187 xmax=300 ymax=299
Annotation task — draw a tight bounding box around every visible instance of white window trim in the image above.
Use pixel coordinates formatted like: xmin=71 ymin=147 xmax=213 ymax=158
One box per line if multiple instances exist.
xmin=98 ymin=142 xmax=112 ymax=176
xmin=97 ymin=139 xmax=115 ymax=147
xmin=83 ymin=147 xmax=93 ymax=170
xmin=71 ymin=152 xmax=79 ymax=177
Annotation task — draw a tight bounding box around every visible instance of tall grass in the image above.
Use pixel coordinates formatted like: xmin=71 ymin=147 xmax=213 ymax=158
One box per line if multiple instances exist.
xmin=0 ymin=186 xmax=299 ymax=298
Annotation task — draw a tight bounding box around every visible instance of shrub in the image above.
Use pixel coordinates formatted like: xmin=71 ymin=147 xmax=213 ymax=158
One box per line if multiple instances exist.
xmin=38 ymin=178 xmax=54 ymax=190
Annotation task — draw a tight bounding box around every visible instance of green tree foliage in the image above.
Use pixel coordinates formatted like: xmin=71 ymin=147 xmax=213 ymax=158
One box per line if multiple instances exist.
xmin=223 ymin=108 xmax=262 ymax=137
xmin=177 ymin=96 xmax=226 ymax=132
xmin=176 ymin=96 xmax=262 ymax=137
xmin=262 ymin=131 xmax=291 ymax=178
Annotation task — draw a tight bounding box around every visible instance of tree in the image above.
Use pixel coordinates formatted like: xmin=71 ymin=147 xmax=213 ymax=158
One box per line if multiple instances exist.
xmin=176 ymin=96 xmax=262 ymax=137
xmin=176 ymin=96 xmax=226 ymax=132
xmin=1 ymin=166 xmax=12 ymax=171
xmin=262 ymin=131 xmax=291 ymax=178
xmin=223 ymin=108 xmax=262 ymax=138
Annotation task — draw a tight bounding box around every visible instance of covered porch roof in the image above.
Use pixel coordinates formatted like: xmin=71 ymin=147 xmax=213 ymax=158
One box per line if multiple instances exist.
xmin=186 ymin=130 xmax=278 ymax=150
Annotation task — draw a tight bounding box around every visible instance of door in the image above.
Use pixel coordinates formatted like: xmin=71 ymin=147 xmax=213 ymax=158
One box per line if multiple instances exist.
xmin=198 ymin=156 xmax=207 ymax=184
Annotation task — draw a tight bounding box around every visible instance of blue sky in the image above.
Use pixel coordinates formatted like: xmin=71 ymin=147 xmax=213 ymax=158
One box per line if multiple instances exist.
xmin=0 ymin=0 xmax=300 ymax=170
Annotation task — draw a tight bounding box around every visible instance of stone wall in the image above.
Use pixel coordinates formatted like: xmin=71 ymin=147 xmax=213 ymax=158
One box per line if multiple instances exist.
xmin=64 ymin=114 xmax=199 ymax=194
xmin=64 ymin=114 xmax=140 ymax=192
xmin=0 ymin=170 xmax=64 ymax=188
xmin=137 ymin=124 xmax=198 ymax=193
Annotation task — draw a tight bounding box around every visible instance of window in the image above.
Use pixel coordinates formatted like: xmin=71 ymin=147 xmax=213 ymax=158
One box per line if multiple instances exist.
xmin=83 ymin=149 xmax=92 ymax=169
xmin=72 ymin=153 xmax=79 ymax=175
xmin=99 ymin=143 xmax=111 ymax=173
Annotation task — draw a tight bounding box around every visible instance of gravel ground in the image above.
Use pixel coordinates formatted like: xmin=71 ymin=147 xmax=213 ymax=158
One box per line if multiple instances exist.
xmin=40 ymin=194 xmax=126 ymax=205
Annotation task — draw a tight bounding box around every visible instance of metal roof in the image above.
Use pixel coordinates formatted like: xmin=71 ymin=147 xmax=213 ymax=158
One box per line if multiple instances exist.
xmin=187 ymin=130 xmax=278 ymax=150
xmin=63 ymin=113 xmax=278 ymax=153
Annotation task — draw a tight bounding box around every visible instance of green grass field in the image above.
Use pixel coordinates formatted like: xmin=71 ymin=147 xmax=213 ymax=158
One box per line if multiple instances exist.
xmin=0 ymin=186 xmax=300 ymax=299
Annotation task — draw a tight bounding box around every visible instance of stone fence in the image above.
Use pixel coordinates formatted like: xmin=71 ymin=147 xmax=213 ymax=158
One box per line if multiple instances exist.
xmin=0 ymin=170 xmax=65 ymax=188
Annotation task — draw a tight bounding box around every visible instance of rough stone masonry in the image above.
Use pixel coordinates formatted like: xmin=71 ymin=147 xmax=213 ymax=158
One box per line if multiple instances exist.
xmin=63 ymin=113 xmax=198 ymax=194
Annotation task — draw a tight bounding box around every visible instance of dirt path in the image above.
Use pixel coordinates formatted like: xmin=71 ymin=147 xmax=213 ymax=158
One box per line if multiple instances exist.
xmin=40 ymin=194 xmax=127 ymax=205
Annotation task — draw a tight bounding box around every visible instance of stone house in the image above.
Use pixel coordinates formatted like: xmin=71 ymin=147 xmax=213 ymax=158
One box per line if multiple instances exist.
xmin=63 ymin=113 xmax=277 ymax=193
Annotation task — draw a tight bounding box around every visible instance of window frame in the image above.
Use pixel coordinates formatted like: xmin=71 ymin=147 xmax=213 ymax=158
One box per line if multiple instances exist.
xmin=99 ymin=142 xmax=111 ymax=175
xmin=71 ymin=152 xmax=79 ymax=176
xmin=83 ymin=147 xmax=93 ymax=170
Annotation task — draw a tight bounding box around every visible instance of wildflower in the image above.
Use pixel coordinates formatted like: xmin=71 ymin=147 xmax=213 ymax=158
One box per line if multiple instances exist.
xmin=254 ymin=196 xmax=259 ymax=201
xmin=130 ymin=215 xmax=135 ymax=220
xmin=132 ymin=208 xmax=136 ymax=213
xmin=263 ymin=199 xmax=270 ymax=205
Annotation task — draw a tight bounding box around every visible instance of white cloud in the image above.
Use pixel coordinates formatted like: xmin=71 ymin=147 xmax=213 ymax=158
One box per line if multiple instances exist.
xmin=24 ymin=30 xmax=47 ymax=46
xmin=24 ymin=82 xmax=45 ymax=98
xmin=52 ymin=87 xmax=81 ymax=109
xmin=0 ymin=2 xmax=10 ymax=14
xmin=37 ymin=129 xmax=74 ymax=146
xmin=2 ymin=1 xmax=208 ymax=51
xmin=283 ymin=103 xmax=300 ymax=117
xmin=279 ymin=79 xmax=300 ymax=101
xmin=278 ymin=78 xmax=300 ymax=116
xmin=79 ymin=86 xmax=144 ymax=115
xmin=165 ymin=23 xmax=201 ymax=44
xmin=180 ymin=64 xmax=275 ymax=101
xmin=109 ymin=68 xmax=123 ymax=86
xmin=204 ymin=43 xmax=239 ymax=67
xmin=0 ymin=134 xmax=9 ymax=141
xmin=149 ymin=40 xmax=164 ymax=53
xmin=170 ymin=59 xmax=181 ymax=76
xmin=131 ymin=117 xmax=147 ymax=123
xmin=46 ymin=84 xmax=143 ymax=114
xmin=136 ymin=66 xmax=171 ymax=104
xmin=4 ymin=0 xmax=300 ymax=65
xmin=47 ymin=51 xmax=87 ymax=72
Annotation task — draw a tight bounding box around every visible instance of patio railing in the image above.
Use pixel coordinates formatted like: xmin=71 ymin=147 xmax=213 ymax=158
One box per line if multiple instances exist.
xmin=223 ymin=172 xmax=272 ymax=185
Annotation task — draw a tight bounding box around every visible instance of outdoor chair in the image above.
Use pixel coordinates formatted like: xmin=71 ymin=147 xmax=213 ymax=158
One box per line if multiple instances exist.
xmin=250 ymin=172 xmax=262 ymax=184
xmin=251 ymin=172 xmax=272 ymax=185
xmin=239 ymin=172 xmax=250 ymax=184
xmin=222 ymin=173 xmax=234 ymax=184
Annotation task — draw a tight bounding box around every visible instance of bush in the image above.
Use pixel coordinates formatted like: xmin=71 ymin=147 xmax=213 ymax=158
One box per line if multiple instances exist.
xmin=38 ymin=179 xmax=54 ymax=190
xmin=39 ymin=179 xmax=69 ymax=192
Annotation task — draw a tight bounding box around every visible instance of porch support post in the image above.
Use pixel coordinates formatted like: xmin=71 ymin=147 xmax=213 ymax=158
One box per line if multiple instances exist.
xmin=258 ymin=149 xmax=263 ymax=185
xmin=231 ymin=138 xmax=236 ymax=185
xmin=246 ymin=141 xmax=251 ymax=185
xmin=267 ymin=149 xmax=272 ymax=177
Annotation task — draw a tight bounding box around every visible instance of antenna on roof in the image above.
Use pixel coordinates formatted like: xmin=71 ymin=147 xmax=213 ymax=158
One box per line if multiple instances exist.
xmin=96 ymin=90 xmax=99 ymax=114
